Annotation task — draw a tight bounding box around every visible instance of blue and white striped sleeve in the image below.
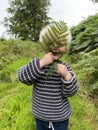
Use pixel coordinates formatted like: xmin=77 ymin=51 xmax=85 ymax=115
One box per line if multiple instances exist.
xmin=18 ymin=58 xmax=44 ymax=85
xmin=61 ymin=64 xmax=79 ymax=97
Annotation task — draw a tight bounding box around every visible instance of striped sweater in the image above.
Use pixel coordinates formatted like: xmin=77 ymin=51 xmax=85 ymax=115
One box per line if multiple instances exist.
xmin=18 ymin=58 xmax=79 ymax=122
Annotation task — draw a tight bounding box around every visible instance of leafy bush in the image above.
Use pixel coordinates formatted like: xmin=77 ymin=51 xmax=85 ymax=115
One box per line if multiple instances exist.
xmin=70 ymin=13 xmax=98 ymax=54
xmin=0 ymin=39 xmax=42 ymax=82
xmin=75 ymin=48 xmax=98 ymax=95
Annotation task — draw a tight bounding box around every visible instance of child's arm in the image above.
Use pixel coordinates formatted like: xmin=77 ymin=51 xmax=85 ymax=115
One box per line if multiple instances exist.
xmin=40 ymin=52 xmax=54 ymax=68
xmin=57 ymin=64 xmax=79 ymax=97
xmin=18 ymin=58 xmax=44 ymax=85
xmin=18 ymin=52 xmax=54 ymax=85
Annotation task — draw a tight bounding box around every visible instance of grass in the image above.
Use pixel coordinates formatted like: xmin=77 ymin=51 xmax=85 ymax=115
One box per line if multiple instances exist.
xmin=69 ymin=90 xmax=97 ymax=130
xmin=0 ymin=82 xmax=35 ymax=130
xmin=0 ymin=81 xmax=97 ymax=130
xmin=0 ymin=41 xmax=98 ymax=130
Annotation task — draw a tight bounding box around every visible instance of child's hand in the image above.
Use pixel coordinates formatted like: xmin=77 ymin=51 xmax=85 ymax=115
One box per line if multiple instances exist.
xmin=40 ymin=53 xmax=54 ymax=68
xmin=57 ymin=64 xmax=72 ymax=81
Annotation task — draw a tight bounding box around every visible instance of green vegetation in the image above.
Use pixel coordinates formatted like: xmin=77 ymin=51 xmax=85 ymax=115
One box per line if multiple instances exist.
xmin=69 ymin=13 xmax=98 ymax=96
xmin=1 ymin=0 xmax=98 ymax=129
xmin=70 ymin=13 xmax=98 ymax=53
xmin=0 ymin=38 xmax=97 ymax=130
xmin=4 ymin=0 xmax=51 ymax=41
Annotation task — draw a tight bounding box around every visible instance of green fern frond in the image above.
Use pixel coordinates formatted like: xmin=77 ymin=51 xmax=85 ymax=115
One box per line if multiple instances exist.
xmin=46 ymin=61 xmax=57 ymax=81
xmin=39 ymin=20 xmax=71 ymax=54
xmin=39 ymin=21 xmax=71 ymax=82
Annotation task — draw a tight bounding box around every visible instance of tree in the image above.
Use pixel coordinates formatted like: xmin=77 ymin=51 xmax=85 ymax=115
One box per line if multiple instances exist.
xmin=4 ymin=0 xmax=51 ymax=41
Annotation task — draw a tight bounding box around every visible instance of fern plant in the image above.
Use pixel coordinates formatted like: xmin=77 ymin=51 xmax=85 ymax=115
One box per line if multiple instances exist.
xmin=39 ymin=21 xmax=71 ymax=79
xmin=39 ymin=20 xmax=71 ymax=55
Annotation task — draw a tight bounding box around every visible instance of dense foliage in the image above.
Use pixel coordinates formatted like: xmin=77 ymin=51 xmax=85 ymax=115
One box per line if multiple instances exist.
xmin=68 ymin=13 xmax=98 ymax=96
xmin=73 ymin=48 xmax=98 ymax=95
xmin=0 ymin=38 xmax=42 ymax=82
xmin=70 ymin=13 xmax=98 ymax=54
xmin=4 ymin=0 xmax=51 ymax=41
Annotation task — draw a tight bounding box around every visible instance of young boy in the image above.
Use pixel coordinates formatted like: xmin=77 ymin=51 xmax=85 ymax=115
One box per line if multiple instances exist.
xmin=18 ymin=23 xmax=79 ymax=130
